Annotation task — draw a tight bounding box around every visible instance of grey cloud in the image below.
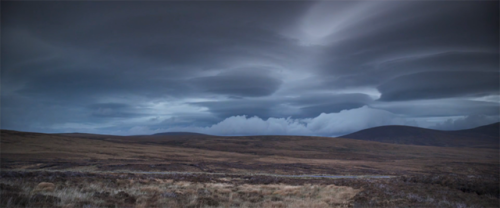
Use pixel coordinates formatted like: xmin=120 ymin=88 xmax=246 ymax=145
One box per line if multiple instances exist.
xmin=190 ymin=93 xmax=374 ymax=119
xmin=158 ymin=114 xmax=220 ymax=128
xmin=377 ymin=71 xmax=499 ymax=101
xmin=316 ymin=50 xmax=498 ymax=91
xmin=88 ymin=103 xmax=130 ymax=110
xmin=375 ymin=51 xmax=499 ymax=72
xmin=161 ymin=106 xmax=417 ymax=136
xmin=190 ymin=99 xmax=280 ymax=120
xmin=299 ymin=103 xmax=366 ymax=118
xmin=22 ymin=73 xmax=174 ymax=101
xmin=313 ymin=1 xmax=498 ymax=89
xmin=4 ymin=2 xmax=306 ymax=70
xmin=13 ymin=63 xmax=195 ymax=103
xmin=191 ymin=68 xmax=282 ymax=97
xmin=326 ymin=1 xmax=498 ymax=56
xmin=87 ymin=103 xmax=147 ymax=118
xmin=1 ymin=94 xmax=89 ymax=132
xmin=289 ymin=93 xmax=373 ymax=118
xmin=1 ymin=1 xmax=498 ymax=135
xmin=3 ymin=1 xmax=304 ymax=102
xmin=432 ymin=115 xmax=500 ymax=131
xmin=371 ymin=99 xmax=499 ymax=118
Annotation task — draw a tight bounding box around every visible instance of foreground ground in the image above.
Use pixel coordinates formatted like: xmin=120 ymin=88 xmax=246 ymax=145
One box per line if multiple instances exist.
xmin=1 ymin=170 xmax=498 ymax=208
xmin=1 ymin=130 xmax=499 ymax=207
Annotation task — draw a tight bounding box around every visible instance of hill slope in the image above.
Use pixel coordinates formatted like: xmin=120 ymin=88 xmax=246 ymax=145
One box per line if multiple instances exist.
xmin=153 ymin=132 xmax=211 ymax=136
xmin=340 ymin=123 xmax=499 ymax=148
xmin=1 ymin=129 xmax=498 ymax=176
xmin=453 ymin=122 xmax=499 ymax=137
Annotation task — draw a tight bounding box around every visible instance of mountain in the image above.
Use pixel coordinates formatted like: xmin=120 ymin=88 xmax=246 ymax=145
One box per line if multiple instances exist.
xmin=340 ymin=122 xmax=499 ymax=148
xmin=153 ymin=132 xmax=211 ymax=136
xmin=452 ymin=122 xmax=499 ymax=138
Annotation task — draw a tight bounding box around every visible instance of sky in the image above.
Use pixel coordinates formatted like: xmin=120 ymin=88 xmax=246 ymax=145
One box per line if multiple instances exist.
xmin=1 ymin=1 xmax=499 ymax=136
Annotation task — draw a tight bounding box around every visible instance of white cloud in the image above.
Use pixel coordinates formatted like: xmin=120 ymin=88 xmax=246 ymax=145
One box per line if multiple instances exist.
xmin=431 ymin=115 xmax=500 ymax=130
xmin=160 ymin=106 xmax=416 ymax=137
xmin=47 ymin=105 xmax=498 ymax=136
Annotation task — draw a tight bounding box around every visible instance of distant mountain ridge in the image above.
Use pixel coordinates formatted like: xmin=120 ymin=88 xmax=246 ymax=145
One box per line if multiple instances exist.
xmin=340 ymin=122 xmax=499 ymax=148
xmin=153 ymin=132 xmax=210 ymax=136
xmin=452 ymin=122 xmax=500 ymax=138
xmin=2 ymin=122 xmax=498 ymax=148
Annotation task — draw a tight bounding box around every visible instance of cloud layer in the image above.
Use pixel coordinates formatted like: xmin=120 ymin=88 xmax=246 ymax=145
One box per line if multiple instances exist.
xmin=129 ymin=106 xmax=411 ymax=136
xmin=1 ymin=1 xmax=498 ymax=136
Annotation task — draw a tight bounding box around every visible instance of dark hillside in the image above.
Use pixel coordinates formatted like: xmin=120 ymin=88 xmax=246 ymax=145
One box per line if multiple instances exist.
xmin=153 ymin=132 xmax=211 ymax=136
xmin=340 ymin=123 xmax=499 ymax=148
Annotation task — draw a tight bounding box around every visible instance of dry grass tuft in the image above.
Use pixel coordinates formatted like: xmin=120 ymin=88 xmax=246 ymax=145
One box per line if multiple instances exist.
xmin=139 ymin=186 xmax=161 ymax=194
xmin=33 ymin=182 xmax=55 ymax=193
xmin=1 ymin=171 xmax=498 ymax=208
xmin=318 ymin=184 xmax=360 ymax=206
xmin=2 ymin=177 xmax=361 ymax=207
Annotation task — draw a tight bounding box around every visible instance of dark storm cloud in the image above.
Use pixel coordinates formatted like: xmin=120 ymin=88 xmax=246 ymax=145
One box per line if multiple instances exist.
xmin=288 ymin=93 xmax=373 ymax=118
xmin=191 ymin=93 xmax=373 ymax=119
xmin=158 ymin=114 xmax=220 ymax=128
xmin=2 ymin=1 xmax=306 ymax=69
xmin=88 ymin=103 xmax=147 ymax=118
xmin=2 ymin=1 xmax=305 ymax=102
xmin=378 ymin=71 xmax=499 ymax=101
xmin=312 ymin=1 xmax=498 ymax=89
xmin=376 ymin=51 xmax=499 ymax=72
xmin=371 ymin=99 xmax=500 ymax=118
xmin=18 ymin=68 xmax=192 ymax=101
xmin=191 ymin=68 xmax=282 ymax=97
xmin=299 ymin=102 xmax=365 ymax=118
xmin=432 ymin=115 xmax=500 ymax=131
xmin=1 ymin=1 xmax=498 ymax=135
xmin=190 ymin=99 xmax=279 ymax=119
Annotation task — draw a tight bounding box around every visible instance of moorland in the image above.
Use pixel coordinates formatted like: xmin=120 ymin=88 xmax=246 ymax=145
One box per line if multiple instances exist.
xmin=1 ymin=123 xmax=498 ymax=207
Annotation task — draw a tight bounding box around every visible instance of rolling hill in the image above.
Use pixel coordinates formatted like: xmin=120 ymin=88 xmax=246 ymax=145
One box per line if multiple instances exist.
xmin=452 ymin=122 xmax=500 ymax=137
xmin=340 ymin=122 xmax=499 ymax=148
xmin=153 ymin=132 xmax=211 ymax=136
xmin=1 ymin=129 xmax=499 ymax=177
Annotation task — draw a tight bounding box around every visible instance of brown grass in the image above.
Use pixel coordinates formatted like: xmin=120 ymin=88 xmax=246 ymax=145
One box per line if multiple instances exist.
xmin=1 ymin=130 xmax=498 ymax=177
xmin=1 ymin=172 xmax=358 ymax=207
xmin=33 ymin=182 xmax=55 ymax=193
xmin=1 ymin=130 xmax=498 ymax=207
xmin=1 ymin=171 xmax=498 ymax=208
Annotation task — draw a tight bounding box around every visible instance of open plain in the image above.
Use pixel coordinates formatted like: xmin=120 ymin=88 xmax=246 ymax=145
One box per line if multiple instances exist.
xmin=1 ymin=128 xmax=499 ymax=207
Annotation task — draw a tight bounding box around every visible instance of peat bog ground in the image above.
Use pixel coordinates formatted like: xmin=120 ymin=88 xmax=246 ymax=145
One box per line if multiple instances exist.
xmin=1 ymin=130 xmax=499 ymax=207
